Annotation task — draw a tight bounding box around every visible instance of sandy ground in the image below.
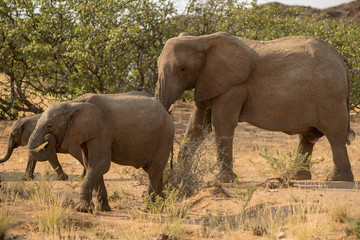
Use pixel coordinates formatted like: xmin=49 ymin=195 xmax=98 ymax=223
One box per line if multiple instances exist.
xmin=1 ymin=101 xmax=360 ymax=239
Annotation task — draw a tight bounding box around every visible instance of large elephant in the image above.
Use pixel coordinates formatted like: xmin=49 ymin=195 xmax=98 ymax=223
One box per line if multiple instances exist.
xmin=155 ymin=32 xmax=354 ymax=182
xmin=0 ymin=114 xmax=84 ymax=180
xmin=28 ymin=92 xmax=174 ymax=212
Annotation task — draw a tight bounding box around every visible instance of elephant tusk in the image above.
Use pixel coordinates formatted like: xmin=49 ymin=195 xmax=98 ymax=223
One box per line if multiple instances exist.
xmin=33 ymin=141 xmax=49 ymax=152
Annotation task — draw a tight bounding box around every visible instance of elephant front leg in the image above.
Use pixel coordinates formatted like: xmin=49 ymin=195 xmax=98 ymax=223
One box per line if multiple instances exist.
xmin=211 ymin=90 xmax=244 ymax=183
xmin=23 ymin=154 xmax=36 ymax=180
xmin=214 ymin=134 xmax=237 ymax=183
xmin=48 ymin=153 xmax=68 ymax=181
xmin=212 ymin=112 xmax=240 ymax=183
xmin=76 ymin=140 xmax=112 ymax=213
xmin=178 ymin=103 xmax=212 ymax=162
xmin=77 ymin=173 xmax=96 ymax=213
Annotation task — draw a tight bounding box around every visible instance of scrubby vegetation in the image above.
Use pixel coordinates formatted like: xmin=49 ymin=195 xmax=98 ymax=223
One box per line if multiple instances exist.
xmin=0 ymin=0 xmax=359 ymax=118
xmin=1 ymin=0 xmax=359 ymax=239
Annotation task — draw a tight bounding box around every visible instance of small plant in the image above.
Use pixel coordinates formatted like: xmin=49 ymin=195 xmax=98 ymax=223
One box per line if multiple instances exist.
xmin=2 ymin=181 xmax=29 ymax=201
xmin=203 ymin=211 xmax=244 ymax=238
xmin=330 ymin=202 xmax=349 ymax=223
xmin=65 ymin=169 xmax=83 ymax=191
xmin=259 ymin=149 xmax=324 ymax=187
xmin=242 ymin=205 xmax=285 ymax=239
xmin=345 ymin=217 xmax=360 ymax=238
xmin=146 ymin=183 xmax=189 ymax=217
xmin=95 ymin=228 xmax=116 ymax=240
xmin=144 ymin=183 xmax=189 ymax=240
xmin=233 ymin=181 xmax=258 ymax=209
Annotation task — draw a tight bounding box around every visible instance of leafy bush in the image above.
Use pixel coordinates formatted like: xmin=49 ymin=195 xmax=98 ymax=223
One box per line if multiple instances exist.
xmin=345 ymin=217 xmax=360 ymax=238
xmin=259 ymin=149 xmax=324 ymax=186
xmin=0 ymin=0 xmax=359 ymax=118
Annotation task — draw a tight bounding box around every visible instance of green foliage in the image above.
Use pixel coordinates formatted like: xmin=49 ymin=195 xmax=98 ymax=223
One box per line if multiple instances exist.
xmin=0 ymin=0 xmax=178 ymax=118
xmin=0 ymin=0 xmax=359 ymax=118
xmin=259 ymin=149 xmax=324 ymax=186
xmin=345 ymin=217 xmax=360 ymax=238
xmin=233 ymin=182 xmax=258 ymax=208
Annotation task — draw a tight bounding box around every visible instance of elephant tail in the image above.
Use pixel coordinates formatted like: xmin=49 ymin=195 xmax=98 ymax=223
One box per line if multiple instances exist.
xmin=170 ymin=142 xmax=174 ymax=170
xmin=346 ymin=68 xmax=355 ymax=145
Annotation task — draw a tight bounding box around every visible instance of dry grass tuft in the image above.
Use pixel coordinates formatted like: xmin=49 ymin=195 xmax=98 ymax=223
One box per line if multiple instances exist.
xmin=329 ymin=202 xmax=349 ymax=223
xmin=0 ymin=209 xmax=15 ymax=239
xmin=164 ymin=134 xmax=219 ymax=197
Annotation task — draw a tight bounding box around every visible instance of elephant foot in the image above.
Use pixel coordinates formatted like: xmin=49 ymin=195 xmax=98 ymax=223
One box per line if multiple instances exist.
xmin=22 ymin=174 xmax=35 ymax=181
xmin=96 ymin=201 xmax=112 ymax=212
xmin=76 ymin=201 xmax=94 ymax=213
xmin=217 ymin=170 xmax=237 ymax=183
xmin=291 ymin=170 xmax=312 ymax=180
xmin=326 ymin=168 xmax=354 ymax=182
xmin=57 ymin=173 xmax=69 ymax=181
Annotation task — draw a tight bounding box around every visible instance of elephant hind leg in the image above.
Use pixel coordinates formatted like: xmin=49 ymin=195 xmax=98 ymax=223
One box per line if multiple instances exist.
xmin=319 ymin=109 xmax=354 ymax=181
xmin=147 ymin=173 xmax=164 ymax=202
xmin=147 ymin=159 xmax=167 ymax=202
xmin=146 ymin=147 xmax=171 ymax=202
xmin=326 ymin=135 xmax=353 ymax=181
xmin=292 ymin=130 xmax=322 ymax=180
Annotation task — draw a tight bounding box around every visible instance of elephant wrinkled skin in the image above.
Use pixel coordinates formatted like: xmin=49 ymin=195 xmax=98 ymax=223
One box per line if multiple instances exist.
xmin=28 ymin=92 xmax=174 ymax=212
xmin=155 ymin=32 xmax=354 ymax=182
xmin=0 ymin=114 xmax=84 ymax=180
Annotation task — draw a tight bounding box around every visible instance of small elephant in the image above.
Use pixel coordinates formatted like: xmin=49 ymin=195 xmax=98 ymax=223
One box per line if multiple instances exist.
xmin=0 ymin=114 xmax=85 ymax=180
xmin=155 ymin=32 xmax=355 ymax=182
xmin=28 ymin=92 xmax=174 ymax=212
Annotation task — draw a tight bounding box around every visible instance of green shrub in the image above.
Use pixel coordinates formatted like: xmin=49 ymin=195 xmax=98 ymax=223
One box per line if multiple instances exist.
xmin=345 ymin=217 xmax=360 ymax=238
xmin=0 ymin=0 xmax=359 ymax=117
xmin=259 ymin=149 xmax=324 ymax=186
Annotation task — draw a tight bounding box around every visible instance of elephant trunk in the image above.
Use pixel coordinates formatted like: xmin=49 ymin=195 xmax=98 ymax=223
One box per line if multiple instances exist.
xmin=155 ymin=75 xmax=184 ymax=111
xmin=28 ymin=133 xmax=56 ymax=162
xmin=0 ymin=139 xmax=16 ymax=163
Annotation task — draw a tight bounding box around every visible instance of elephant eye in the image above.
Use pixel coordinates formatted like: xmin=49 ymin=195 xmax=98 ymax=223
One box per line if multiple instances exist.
xmin=47 ymin=124 xmax=53 ymax=130
xmin=181 ymin=67 xmax=186 ymax=72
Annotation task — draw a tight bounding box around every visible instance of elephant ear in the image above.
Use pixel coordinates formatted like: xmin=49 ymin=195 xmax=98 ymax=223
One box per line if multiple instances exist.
xmin=194 ymin=33 xmax=254 ymax=103
xmin=61 ymin=102 xmax=105 ymax=151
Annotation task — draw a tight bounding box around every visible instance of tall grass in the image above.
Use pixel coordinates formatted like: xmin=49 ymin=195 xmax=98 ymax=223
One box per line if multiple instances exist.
xmin=0 ymin=209 xmax=15 ymax=239
xmin=29 ymin=176 xmax=71 ymax=237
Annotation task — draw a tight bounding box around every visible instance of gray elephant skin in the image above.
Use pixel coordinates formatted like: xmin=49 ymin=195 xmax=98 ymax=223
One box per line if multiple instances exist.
xmin=155 ymin=32 xmax=354 ymax=182
xmin=28 ymin=92 xmax=175 ymax=212
xmin=0 ymin=114 xmax=84 ymax=180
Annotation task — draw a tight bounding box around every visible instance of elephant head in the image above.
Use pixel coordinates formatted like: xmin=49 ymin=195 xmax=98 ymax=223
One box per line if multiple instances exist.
xmin=28 ymin=102 xmax=105 ymax=161
xmin=155 ymin=32 xmax=254 ymax=110
xmin=0 ymin=114 xmax=40 ymax=163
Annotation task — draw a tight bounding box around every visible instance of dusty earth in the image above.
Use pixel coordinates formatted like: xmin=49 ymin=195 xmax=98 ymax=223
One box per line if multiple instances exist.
xmin=1 ymin=101 xmax=360 ymax=240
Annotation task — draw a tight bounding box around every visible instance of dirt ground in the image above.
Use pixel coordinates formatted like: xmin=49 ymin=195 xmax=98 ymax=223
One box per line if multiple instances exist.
xmin=1 ymin=101 xmax=360 ymax=239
